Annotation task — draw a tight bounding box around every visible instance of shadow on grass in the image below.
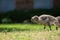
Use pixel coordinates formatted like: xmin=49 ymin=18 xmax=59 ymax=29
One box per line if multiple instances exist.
xmin=0 ymin=28 xmax=30 ymax=32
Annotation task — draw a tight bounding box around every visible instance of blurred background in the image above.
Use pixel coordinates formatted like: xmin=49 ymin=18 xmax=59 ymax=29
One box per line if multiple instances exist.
xmin=0 ymin=0 xmax=60 ymax=23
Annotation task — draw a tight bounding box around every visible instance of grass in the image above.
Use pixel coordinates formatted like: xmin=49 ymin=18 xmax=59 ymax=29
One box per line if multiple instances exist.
xmin=0 ymin=23 xmax=58 ymax=31
xmin=0 ymin=31 xmax=60 ymax=40
xmin=0 ymin=23 xmax=60 ymax=40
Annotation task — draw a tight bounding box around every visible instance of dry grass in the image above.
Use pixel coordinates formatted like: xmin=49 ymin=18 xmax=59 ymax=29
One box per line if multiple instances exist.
xmin=0 ymin=30 xmax=60 ymax=40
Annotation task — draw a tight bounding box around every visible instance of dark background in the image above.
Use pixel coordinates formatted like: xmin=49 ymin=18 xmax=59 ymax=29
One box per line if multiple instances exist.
xmin=0 ymin=8 xmax=60 ymax=23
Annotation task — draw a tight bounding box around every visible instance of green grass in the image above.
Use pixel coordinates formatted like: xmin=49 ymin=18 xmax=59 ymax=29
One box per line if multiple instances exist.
xmin=0 ymin=24 xmax=58 ymax=30
xmin=0 ymin=23 xmax=58 ymax=32
xmin=0 ymin=23 xmax=60 ymax=40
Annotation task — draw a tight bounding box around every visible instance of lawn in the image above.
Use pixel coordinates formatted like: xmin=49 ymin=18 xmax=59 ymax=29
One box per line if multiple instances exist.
xmin=0 ymin=23 xmax=58 ymax=31
xmin=0 ymin=23 xmax=60 ymax=40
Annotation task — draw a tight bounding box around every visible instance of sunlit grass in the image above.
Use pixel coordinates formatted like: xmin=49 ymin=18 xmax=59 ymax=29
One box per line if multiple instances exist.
xmin=0 ymin=23 xmax=59 ymax=31
xmin=0 ymin=23 xmax=60 ymax=40
xmin=0 ymin=31 xmax=60 ymax=40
